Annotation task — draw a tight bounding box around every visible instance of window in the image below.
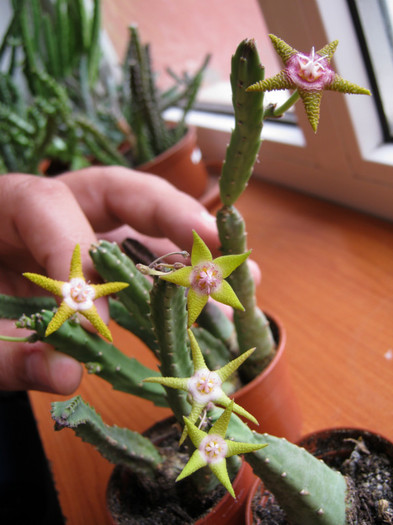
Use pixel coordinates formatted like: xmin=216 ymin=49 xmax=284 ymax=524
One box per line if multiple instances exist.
xmin=348 ymin=0 xmax=393 ymax=139
xmin=198 ymin=0 xmax=393 ymax=221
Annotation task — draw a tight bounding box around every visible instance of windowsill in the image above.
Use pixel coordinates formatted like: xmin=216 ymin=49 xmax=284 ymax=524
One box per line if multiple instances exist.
xmin=164 ymin=107 xmax=306 ymax=147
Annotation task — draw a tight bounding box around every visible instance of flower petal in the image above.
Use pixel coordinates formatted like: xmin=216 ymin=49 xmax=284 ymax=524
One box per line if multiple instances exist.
xmin=217 ymin=347 xmax=255 ymax=382
xmin=187 ymin=288 xmax=208 ymax=327
xmin=23 ymin=273 xmax=63 ymax=297
xmin=46 ymin=302 xmax=75 ymax=336
xmin=210 ymin=280 xmax=244 ymax=311
xmin=209 ymin=402 xmax=233 ymax=437
xmin=187 ymin=329 xmax=208 ymax=370
xmin=176 ymin=449 xmax=207 ymax=482
xmin=317 ymin=40 xmax=339 ymax=62
xmin=326 ymin=75 xmax=371 ymax=95
xmin=92 ymin=281 xmax=129 ymax=299
xmin=247 ymin=70 xmax=292 ymax=92
xmin=159 ymin=266 xmax=193 ymax=288
xmin=184 ymin=413 xmax=209 ymax=448
xmin=214 ymin=251 xmax=251 ymax=278
xmin=210 ymin=461 xmax=235 ymax=498
xmin=69 ymin=244 xmax=84 ymax=280
xmin=179 ymin=401 xmax=205 ymax=445
xmin=269 ymin=33 xmax=298 ymax=64
xmin=82 ymin=305 xmax=113 ymax=341
xmin=191 ymin=230 xmax=213 ymax=265
xmin=299 ymin=90 xmax=323 ymax=132
xmin=225 ymin=439 xmax=267 ymax=458
xmin=143 ymin=376 xmax=189 ymax=391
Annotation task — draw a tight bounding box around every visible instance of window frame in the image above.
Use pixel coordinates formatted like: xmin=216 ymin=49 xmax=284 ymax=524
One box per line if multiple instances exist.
xmin=188 ymin=0 xmax=393 ymax=222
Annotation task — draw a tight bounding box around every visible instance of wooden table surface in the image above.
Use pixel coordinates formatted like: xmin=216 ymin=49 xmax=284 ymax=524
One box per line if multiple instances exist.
xmin=29 ymin=178 xmax=393 ymax=524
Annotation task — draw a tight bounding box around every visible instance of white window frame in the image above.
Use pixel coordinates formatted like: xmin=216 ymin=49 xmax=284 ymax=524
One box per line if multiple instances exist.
xmin=186 ymin=0 xmax=393 ymax=222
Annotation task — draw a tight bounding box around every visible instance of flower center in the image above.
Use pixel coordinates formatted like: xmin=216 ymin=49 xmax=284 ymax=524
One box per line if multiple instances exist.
xmin=63 ymin=278 xmax=95 ymax=311
xmin=196 ymin=371 xmax=219 ymax=394
xmin=200 ymin=434 xmax=228 ymax=464
xmin=296 ymin=48 xmax=327 ymax=82
xmin=191 ymin=262 xmax=222 ymax=295
xmin=70 ymin=280 xmax=91 ymax=303
xmin=188 ymin=369 xmax=222 ymax=403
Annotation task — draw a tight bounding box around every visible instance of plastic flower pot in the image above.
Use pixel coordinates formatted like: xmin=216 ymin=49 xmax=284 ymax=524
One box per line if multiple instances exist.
xmin=106 ymin=416 xmax=257 ymax=525
xmin=245 ymin=427 xmax=393 ymax=525
xmin=234 ymin=312 xmax=302 ymax=443
xmin=137 ymin=126 xmax=209 ymax=199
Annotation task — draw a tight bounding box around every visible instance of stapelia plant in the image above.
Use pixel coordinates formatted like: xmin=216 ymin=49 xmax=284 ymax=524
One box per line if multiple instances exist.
xmin=0 ymin=35 xmax=371 ymax=524
xmin=12 ymin=239 xmax=265 ymax=501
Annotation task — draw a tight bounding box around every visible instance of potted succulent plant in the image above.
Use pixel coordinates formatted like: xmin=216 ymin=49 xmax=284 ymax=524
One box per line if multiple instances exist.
xmin=1 ymin=0 xmax=210 ymax=195
xmin=0 ymin=34 xmax=375 ymax=525
xmin=117 ymin=24 xmax=211 ymax=197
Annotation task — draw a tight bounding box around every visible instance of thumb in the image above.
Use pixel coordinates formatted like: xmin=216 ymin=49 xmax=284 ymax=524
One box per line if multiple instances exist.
xmin=0 ymin=321 xmax=82 ymax=394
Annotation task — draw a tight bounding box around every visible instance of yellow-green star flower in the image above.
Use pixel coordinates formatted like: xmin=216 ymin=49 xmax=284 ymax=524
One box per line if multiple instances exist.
xmin=23 ymin=244 xmax=129 ymax=341
xmin=160 ymin=231 xmax=250 ymax=327
xmin=176 ymin=401 xmax=267 ymax=498
xmin=144 ymin=329 xmax=258 ymax=444
xmin=247 ymin=34 xmax=371 ymax=132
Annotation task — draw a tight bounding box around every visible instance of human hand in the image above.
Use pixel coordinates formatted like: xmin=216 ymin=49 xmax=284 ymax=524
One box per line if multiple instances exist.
xmin=0 ymin=167 xmax=219 ymax=393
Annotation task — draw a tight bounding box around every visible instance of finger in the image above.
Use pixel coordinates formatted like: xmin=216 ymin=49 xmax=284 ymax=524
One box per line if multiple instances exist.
xmin=248 ymin=259 xmax=262 ymax=287
xmin=0 ymin=174 xmax=97 ymax=281
xmin=0 ymin=322 xmax=82 ymax=394
xmin=60 ymin=167 xmax=219 ymax=254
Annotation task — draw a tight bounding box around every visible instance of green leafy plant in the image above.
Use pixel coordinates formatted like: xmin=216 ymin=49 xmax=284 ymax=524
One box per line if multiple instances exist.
xmin=117 ymin=24 xmax=211 ymax=166
xmin=0 ymin=0 xmax=209 ymax=173
xmin=0 ymin=35 xmax=372 ymax=524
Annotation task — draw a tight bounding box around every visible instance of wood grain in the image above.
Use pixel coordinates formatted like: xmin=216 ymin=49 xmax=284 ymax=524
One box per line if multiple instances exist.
xmin=29 ymin=179 xmax=393 ymax=523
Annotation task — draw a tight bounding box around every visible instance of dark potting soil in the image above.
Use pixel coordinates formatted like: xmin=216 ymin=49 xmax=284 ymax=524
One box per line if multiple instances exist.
xmin=251 ymin=435 xmax=393 ymax=524
xmin=106 ymin=419 xmax=231 ymax=525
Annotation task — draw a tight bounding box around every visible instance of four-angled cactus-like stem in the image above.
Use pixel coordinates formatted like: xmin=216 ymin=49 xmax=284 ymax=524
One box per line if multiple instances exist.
xmin=225 ymin=413 xmax=349 ymax=525
xmin=216 ymin=39 xmax=276 ymax=379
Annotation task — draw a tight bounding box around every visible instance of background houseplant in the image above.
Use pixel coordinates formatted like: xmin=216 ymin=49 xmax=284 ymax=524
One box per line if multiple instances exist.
xmin=0 ymin=0 xmax=209 ymax=191
xmin=0 ymin=32 xmax=375 ymax=525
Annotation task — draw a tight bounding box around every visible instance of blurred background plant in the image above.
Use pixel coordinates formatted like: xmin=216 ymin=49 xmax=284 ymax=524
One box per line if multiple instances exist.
xmin=0 ymin=0 xmax=209 ymax=174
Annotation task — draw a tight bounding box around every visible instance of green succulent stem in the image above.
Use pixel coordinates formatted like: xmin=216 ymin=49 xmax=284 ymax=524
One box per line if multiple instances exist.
xmin=0 ymin=334 xmax=31 ymax=343
xmin=89 ymin=241 xmax=158 ymax=355
xmin=52 ymin=396 xmax=163 ymax=479
xmin=215 ymin=39 xmax=276 ymax=380
xmin=149 ymin=278 xmax=193 ymax=424
xmin=16 ymin=309 xmax=167 ymax=407
xmin=216 ymin=205 xmax=276 ymax=380
xmin=221 ymin=413 xmax=348 ymax=525
xmin=219 ymin=39 xmax=264 ymax=207
xmin=263 ymin=89 xmax=300 ymax=119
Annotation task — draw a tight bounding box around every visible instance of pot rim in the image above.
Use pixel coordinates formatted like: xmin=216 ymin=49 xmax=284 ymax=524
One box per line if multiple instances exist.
xmin=137 ymin=126 xmax=196 ymax=172
xmin=234 ymin=310 xmax=287 ymax=397
xmin=245 ymin=426 xmax=393 ymax=525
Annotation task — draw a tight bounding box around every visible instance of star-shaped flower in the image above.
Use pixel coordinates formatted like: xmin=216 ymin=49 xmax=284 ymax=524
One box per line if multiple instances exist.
xmin=247 ymin=34 xmax=371 ymax=132
xmin=160 ymin=231 xmax=250 ymax=327
xmin=176 ymin=401 xmax=267 ymax=497
xmin=144 ymin=329 xmax=258 ymax=444
xmin=23 ymin=244 xmax=129 ymax=341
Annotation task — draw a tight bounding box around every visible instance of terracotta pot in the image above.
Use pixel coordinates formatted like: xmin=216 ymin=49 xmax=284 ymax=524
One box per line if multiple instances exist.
xmin=108 ymin=312 xmax=301 ymax=443
xmin=137 ymin=126 xmax=208 ymax=199
xmin=106 ymin=417 xmax=256 ymax=525
xmin=195 ymin=461 xmax=256 ymax=525
xmin=245 ymin=427 xmax=393 ymax=525
xmin=233 ymin=313 xmax=302 ymax=443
